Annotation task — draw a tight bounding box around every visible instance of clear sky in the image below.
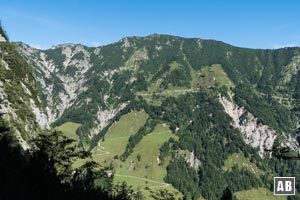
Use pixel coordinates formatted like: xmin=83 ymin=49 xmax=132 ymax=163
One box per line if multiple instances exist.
xmin=0 ymin=0 xmax=299 ymax=49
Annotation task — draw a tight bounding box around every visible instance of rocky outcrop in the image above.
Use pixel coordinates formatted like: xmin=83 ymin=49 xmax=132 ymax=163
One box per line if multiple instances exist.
xmin=17 ymin=43 xmax=89 ymax=124
xmin=280 ymin=133 xmax=300 ymax=154
xmin=17 ymin=42 xmax=139 ymax=140
xmin=185 ymin=151 xmax=201 ymax=170
xmin=0 ymin=71 xmax=47 ymax=149
xmin=29 ymin=99 xmax=49 ymax=129
xmin=89 ymin=103 xmax=128 ymax=136
xmin=61 ymin=44 xmax=92 ymax=73
xmin=0 ymin=81 xmax=17 ymax=120
xmin=0 ymin=86 xmax=30 ymax=151
xmin=0 ymin=59 xmax=9 ymax=70
xmin=177 ymin=149 xmax=201 ymax=170
xmin=219 ymin=96 xmax=277 ymax=158
xmin=0 ymin=34 xmax=6 ymax=42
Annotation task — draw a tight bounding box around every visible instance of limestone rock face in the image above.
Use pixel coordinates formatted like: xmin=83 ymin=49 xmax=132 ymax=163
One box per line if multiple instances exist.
xmin=16 ymin=42 xmax=137 ymax=137
xmin=17 ymin=43 xmax=90 ymax=124
xmin=219 ymin=96 xmax=277 ymax=157
xmin=0 ymin=42 xmax=49 ymax=149
xmin=219 ymin=95 xmax=300 ymax=158
xmin=0 ymin=34 xmax=6 ymax=42
xmin=186 ymin=151 xmax=201 ymax=170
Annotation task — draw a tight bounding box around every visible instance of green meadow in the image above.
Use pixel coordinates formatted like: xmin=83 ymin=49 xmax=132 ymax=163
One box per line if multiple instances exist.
xmin=191 ymin=64 xmax=234 ymax=88
xmin=92 ymin=110 xmax=149 ymax=164
xmin=234 ymin=187 xmax=286 ymax=200
xmin=55 ymin=122 xmax=81 ymax=141
xmin=224 ymin=152 xmax=264 ymax=178
xmin=55 ymin=111 xmax=182 ymax=197
xmin=91 ymin=111 xmax=181 ymax=196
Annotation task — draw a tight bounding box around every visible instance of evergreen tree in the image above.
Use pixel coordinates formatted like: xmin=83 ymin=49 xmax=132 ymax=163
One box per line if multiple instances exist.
xmin=221 ymin=187 xmax=233 ymax=200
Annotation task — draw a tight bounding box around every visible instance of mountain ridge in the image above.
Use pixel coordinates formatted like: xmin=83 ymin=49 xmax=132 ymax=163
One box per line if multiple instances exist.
xmin=16 ymin=33 xmax=300 ymax=51
xmin=2 ymin=30 xmax=300 ymax=198
xmin=15 ymin=34 xmax=300 ymax=142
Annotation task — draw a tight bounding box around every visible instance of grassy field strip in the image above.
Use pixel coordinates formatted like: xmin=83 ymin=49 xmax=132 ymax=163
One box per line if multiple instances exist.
xmin=191 ymin=64 xmax=234 ymax=89
xmin=94 ymin=128 xmax=172 ymax=190
xmin=224 ymin=152 xmax=263 ymax=178
xmin=95 ymin=134 xmax=171 ymax=190
xmin=114 ymin=174 xmax=169 ymax=185
xmin=234 ymin=187 xmax=286 ymax=200
xmin=93 ymin=151 xmax=110 ymax=156
xmin=138 ymin=88 xmax=197 ymax=97
xmin=115 ymin=124 xmax=179 ymax=189
xmin=148 ymin=130 xmax=169 ymax=135
xmin=94 ymin=130 xmax=168 ymax=156
xmin=89 ymin=113 xmax=182 ymax=197
xmin=105 ymin=136 xmax=131 ymax=140
xmin=91 ymin=111 xmax=148 ymax=163
xmin=133 ymin=183 xmax=170 ymax=194
xmin=114 ymin=174 xmax=171 ymax=195
xmin=55 ymin=122 xmax=81 ymax=141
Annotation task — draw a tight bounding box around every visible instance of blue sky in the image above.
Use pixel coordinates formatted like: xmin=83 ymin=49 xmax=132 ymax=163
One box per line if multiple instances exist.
xmin=0 ymin=0 xmax=299 ymax=49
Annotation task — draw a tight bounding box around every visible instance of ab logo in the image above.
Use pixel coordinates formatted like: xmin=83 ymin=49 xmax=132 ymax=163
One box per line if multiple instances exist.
xmin=274 ymin=177 xmax=295 ymax=195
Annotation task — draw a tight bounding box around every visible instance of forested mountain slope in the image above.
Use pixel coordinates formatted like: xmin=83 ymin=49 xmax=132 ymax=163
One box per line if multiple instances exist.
xmin=5 ymin=32 xmax=300 ymax=199
xmin=0 ymin=26 xmax=143 ymax=200
xmin=16 ymin=34 xmax=300 ymax=142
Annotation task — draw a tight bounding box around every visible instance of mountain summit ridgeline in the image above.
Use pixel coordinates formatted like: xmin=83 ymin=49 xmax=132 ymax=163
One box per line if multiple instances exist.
xmin=2 ymin=27 xmax=300 ymax=199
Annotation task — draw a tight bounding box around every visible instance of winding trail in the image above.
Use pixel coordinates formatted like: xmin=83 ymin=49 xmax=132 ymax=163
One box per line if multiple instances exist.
xmin=92 ymin=143 xmax=110 ymax=156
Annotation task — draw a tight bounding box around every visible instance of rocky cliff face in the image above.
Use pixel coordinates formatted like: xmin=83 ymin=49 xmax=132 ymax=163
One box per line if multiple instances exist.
xmin=220 ymin=95 xmax=299 ymax=158
xmin=16 ymin=41 xmax=142 ymax=138
xmin=0 ymin=34 xmax=6 ymax=42
xmin=185 ymin=151 xmax=201 ymax=170
xmin=17 ymin=43 xmax=90 ymax=124
xmin=0 ymin=33 xmax=48 ymax=149
xmin=219 ymin=96 xmax=277 ymax=157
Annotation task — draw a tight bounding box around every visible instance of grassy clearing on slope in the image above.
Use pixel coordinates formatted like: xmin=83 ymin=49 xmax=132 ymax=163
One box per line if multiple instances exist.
xmin=113 ymin=124 xmax=181 ymax=197
xmin=136 ymin=61 xmax=193 ymax=106
xmin=234 ymin=187 xmax=286 ymax=200
xmin=136 ymin=87 xmax=195 ymax=105
xmin=55 ymin=122 xmax=81 ymax=141
xmin=93 ymin=120 xmax=181 ymax=197
xmin=117 ymin=124 xmax=178 ymax=182
xmin=192 ymin=64 xmax=234 ymax=89
xmin=75 ymin=111 xmax=148 ymax=168
xmin=55 ymin=122 xmax=87 ymax=168
xmin=89 ymin=112 xmax=182 ymax=197
xmin=92 ymin=110 xmax=148 ymax=165
xmin=147 ymin=61 xmax=181 ymax=92
xmin=169 ymin=61 xmax=181 ymax=70
xmin=114 ymin=175 xmax=183 ymax=199
xmin=113 ymin=175 xmax=162 ymax=188
xmin=224 ymin=152 xmax=264 ymax=178
xmin=142 ymin=185 xmax=184 ymax=200
xmin=137 ymin=64 xmax=233 ymax=106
